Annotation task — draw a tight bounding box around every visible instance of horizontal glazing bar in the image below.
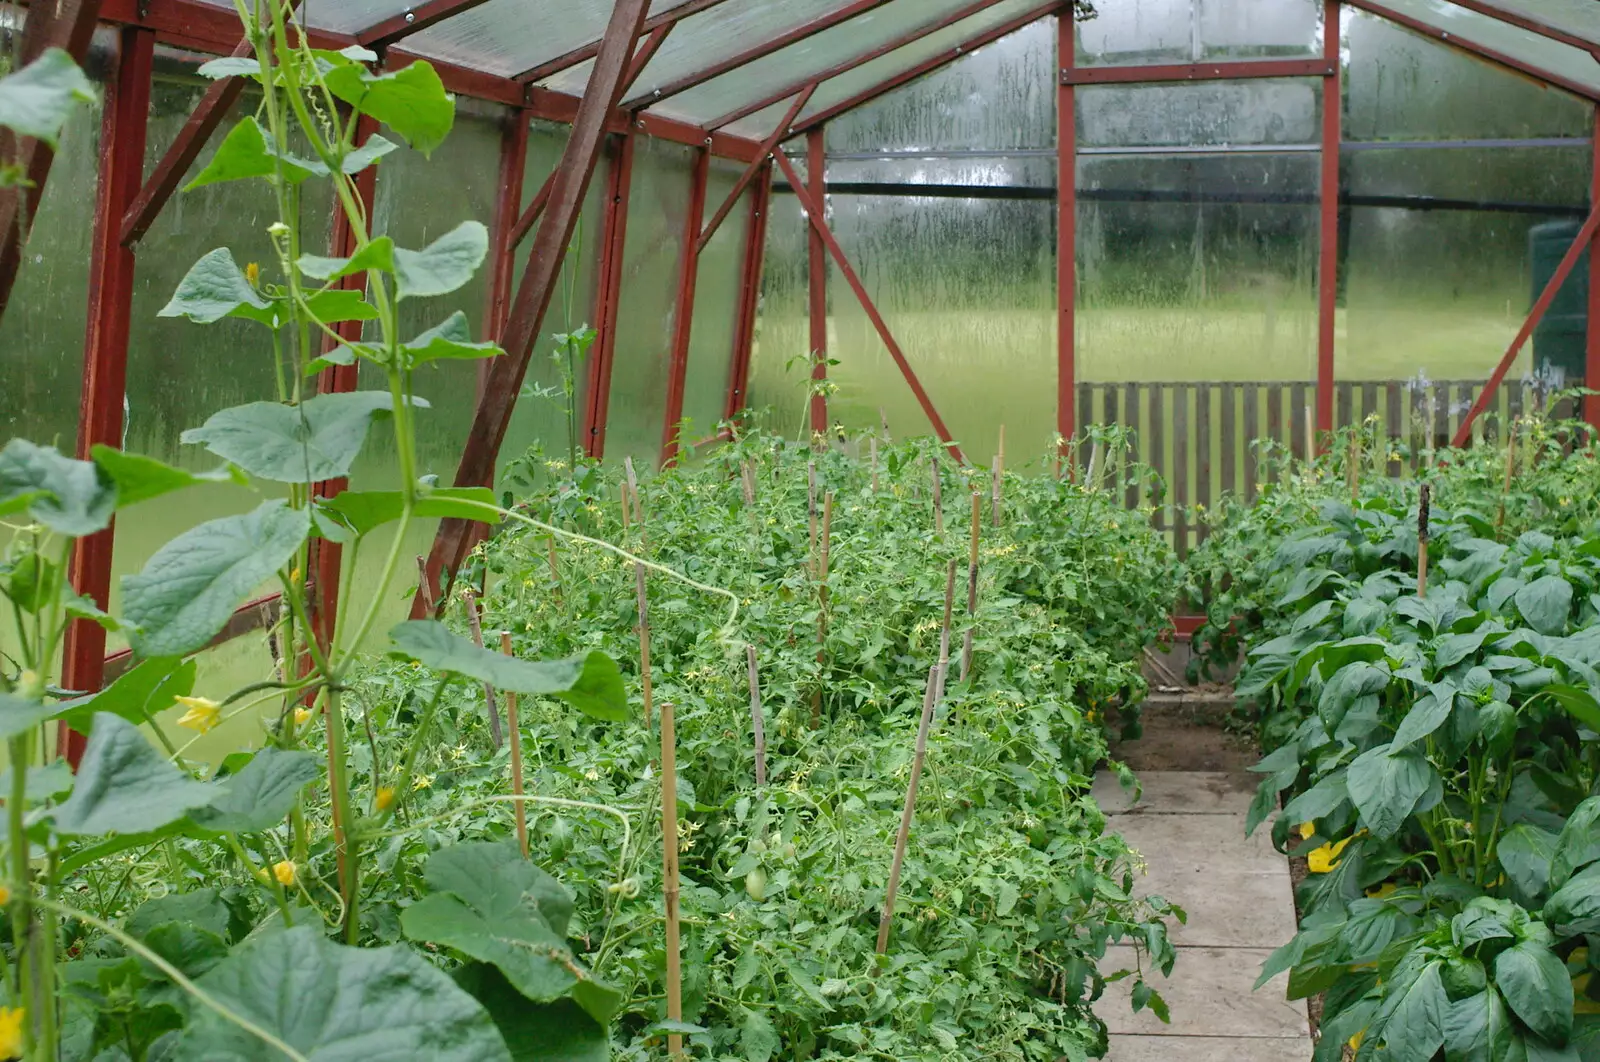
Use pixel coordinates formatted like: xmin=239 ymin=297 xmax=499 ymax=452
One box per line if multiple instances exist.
xmin=809 ymin=137 xmax=1593 ymax=162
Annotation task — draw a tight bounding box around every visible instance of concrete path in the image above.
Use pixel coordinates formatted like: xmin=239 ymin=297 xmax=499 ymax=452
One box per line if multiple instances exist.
xmin=1091 ymin=771 xmax=1313 ymax=1061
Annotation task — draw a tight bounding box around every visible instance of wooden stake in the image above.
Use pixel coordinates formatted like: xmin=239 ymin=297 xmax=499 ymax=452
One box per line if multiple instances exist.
xmin=623 ymin=456 xmax=645 ymax=526
xmin=635 ymin=562 xmax=654 ymax=731
xmin=619 ymin=480 xmax=632 ymax=531
xmin=930 ymin=454 xmax=944 ymax=534
xmin=659 ymin=699 xmax=683 ymax=1057
xmin=1086 ymin=441 xmax=1102 ymax=492
xmin=747 ymin=646 xmax=767 ymax=787
xmin=807 ymin=459 xmax=818 ymax=575
xmin=811 ymin=492 xmax=835 ymax=729
xmin=500 ymin=631 xmax=528 ymax=859
xmin=962 ymin=494 xmax=981 ymax=681
xmin=869 ymin=436 xmax=879 ymax=494
xmin=1418 ymin=483 xmax=1432 ymax=599
xmin=545 ymin=537 xmax=563 ymax=606
xmin=990 ymin=455 xmax=1003 ymax=528
xmin=940 ymin=558 xmax=957 ymax=668
xmin=997 ymin=424 xmax=1006 ymax=473
xmin=465 ymin=590 xmax=504 ymax=751
xmin=1305 ymin=405 xmax=1316 ymax=463
xmin=1348 ymin=432 xmax=1360 ymax=501
xmin=1496 ymin=422 xmax=1517 ymax=532
xmin=877 ymin=662 xmax=943 ymax=957
xmin=879 ymin=407 xmax=890 ymax=440
xmin=415 ymin=556 xmax=436 ymax=617
xmin=741 ymin=459 xmax=756 ymax=507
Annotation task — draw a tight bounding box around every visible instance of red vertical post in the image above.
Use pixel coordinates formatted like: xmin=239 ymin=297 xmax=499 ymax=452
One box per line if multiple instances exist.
xmin=807 ymin=128 xmax=829 ymax=437
xmin=485 ymin=109 xmax=531 ymax=347
xmin=310 ymin=113 xmax=382 ymax=647
xmin=725 ymin=167 xmax=773 ymax=424
xmin=1588 ymin=104 xmax=1600 ymax=430
xmin=1316 ymin=0 xmax=1342 ymax=447
xmin=583 ymin=132 xmax=636 ymax=461
xmin=1056 ymin=9 xmax=1076 ymax=452
xmin=60 ymin=27 xmax=155 ymax=763
xmin=660 ymin=148 xmax=711 ymax=466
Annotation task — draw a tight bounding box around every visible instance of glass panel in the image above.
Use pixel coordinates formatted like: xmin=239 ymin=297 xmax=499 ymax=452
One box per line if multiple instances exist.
xmin=745 ymin=189 xmax=811 ymax=436
xmin=602 ymin=137 xmax=695 ymax=467
xmin=405 ymin=0 xmax=705 ymax=79
xmin=0 ymin=28 xmax=111 ymax=666
xmin=496 ymin=119 xmax=610 ymax=484
xmin=1345 ymin=9 xmax=1591 ymax=141
xmin=1080 ymin=78 xmax=1320 ymax=149
xmin=1340 ymin=145 xmax=1590 ymax=382
xmin=653 ymin=0 xmax=1022 ymax=129
xmin=807 ymin=10 xmax=1056 ymax=153
xmin=1468 ymin=0 xmax=1600 ymax=48
xmin=816 ymin=166 xmax=1057 ymax=468
xmin=678 ymin=158 xmax=752 ymax=447
xmin=543 ymin=0 xmax=868 ymax=99
xmin=1366 ymin=0 xmax=1600 ymax=96
xmin=187 ymin=0 xmax=416 ymax=35
xmin=1073 ymin=0 xmax=1320 ymax=65
xmin=1076 ymin=152 xmax=1320 ymax=385
xmin=783 ymin=4 xmax=1048 ymax=145
xmin=111 ymin=50 xmax=334 ymax=651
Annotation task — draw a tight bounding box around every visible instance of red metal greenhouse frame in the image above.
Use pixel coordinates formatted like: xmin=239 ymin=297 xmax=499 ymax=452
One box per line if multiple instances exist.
xmin=5 ymin=0 xmax=1600 ymax=747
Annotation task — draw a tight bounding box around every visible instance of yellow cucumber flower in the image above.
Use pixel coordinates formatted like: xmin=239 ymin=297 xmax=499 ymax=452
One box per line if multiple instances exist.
xmin=272 ymin=861 xmax=297 ymax=888
xmin=1298 ymin=822 xmax=1316 ymax=841
xmin=293 ymin=707 xmax=313 ymax=726
xmin=0 ymin=1006 xmax=22 ymax=1059
xmin=376 ymin=787 xmax=396 ymax=812
xmin=174 ymin=696 xmax=222 ymax=734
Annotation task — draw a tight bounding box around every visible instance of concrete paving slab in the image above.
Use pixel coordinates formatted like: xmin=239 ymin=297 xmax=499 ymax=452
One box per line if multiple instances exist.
xmin=1094 ymin=771 xmax=1257 ymax=816
xmin=1106 ymin=1034 xmax=1312 ymax=1061
xmin=1112 ymin=809 xmax=1283 ymax=873
xmin=1101 ymin=945 xmax=1308 ymax=1038
xmin=1132 ymin=865 xmax=1297 ymax=949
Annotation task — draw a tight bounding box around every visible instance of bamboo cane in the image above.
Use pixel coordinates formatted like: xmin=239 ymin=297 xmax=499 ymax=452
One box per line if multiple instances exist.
xmin=660 ymin=698 xmax=683 ymax=1057
xmin=931 ymin=454 xmax=944 ymax=534
xmin=869 ymin=436 xmax=879 ymax=494
xmin=415 ymin=556 xmax=436 ymax=617
xmin=962 ymin=494 xmax=981 ymax=681
xmin=1305 ymin=405 xmax=1316 ymax=463
xmin=877 ymin=662 xmax=943 ymax=957
xmin=808 ymin=459 xmax=818 ymax=575
xmin=939 ymin=558 xmax=957 ymax=671
xmin=1418 ymin=484 xmax=1432 ymax=599
xmin=741 ymin=459 xmax=756 ymax=507
xmin=635 ymin=562 xmax=654 ymax=732
xmin=747 ymin=646 xmax=767 ymax=787
xmin=1348 ymin=432 xmax=1360 ymax=502
xmin=880 ymin=407 xmax=890 ymax=440
xmin=619 ymin=480 xmax=632 ymax=531
xmin=465 ymin=590 xmax=503 ymax=751
xmin=1086 ymin=440 xmax=1102 ymax=492
xmin=499 ymin=631 xmax=528 ymax=859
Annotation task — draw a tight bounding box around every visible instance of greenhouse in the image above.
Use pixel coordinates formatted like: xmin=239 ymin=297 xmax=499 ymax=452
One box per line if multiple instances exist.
xmin=3 ymin=0 xmax=1600 ymax=1058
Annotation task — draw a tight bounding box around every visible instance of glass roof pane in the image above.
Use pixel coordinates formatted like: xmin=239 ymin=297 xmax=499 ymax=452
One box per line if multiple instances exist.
xmin=654 ymin=0 xmax=1003 ymax=128
xmin=728 ymin=0 xmax=1046 ymax=141
xmin=1073 ymin=0 xmax=1320 ymax=67
xmin=542 ymin=0 xmax=869 ymax=99
xmin=402 ymin=0 xmax=703 ymax=80
xmin=1458 ymin=0 xmax=1600 ymax=48
xmin=1373 ymin=0 xmax=1600 ymax=95
xmin=189 ymin=0 xmax=417 ymax=35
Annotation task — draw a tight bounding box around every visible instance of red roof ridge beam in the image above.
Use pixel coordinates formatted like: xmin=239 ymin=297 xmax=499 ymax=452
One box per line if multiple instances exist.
xmin=516 ymin=0 xmax=740 ymax=83
xmin=708 ymin=0 xmax=1028 ymax=132
xmin=1346 ymin=0 xmax=1600 ymax=103
xmin=698 ymin=84 xmax=816 ymax=251
xmin=1452 ymin=200 xmax=1600 ymax=446
xmin=1436 ymin=0 xmax=1600 ymax=63
xmin=620 ymin=0 xmax=900 ymax=111
xmin=773 ymin=150 xmax=967 ymax=465
xmin=359 ymin=0 xmax=496 ymax=49
xmin=788 ymin=0 xmax=1059 ymax=137
xmin=419 ymin=0 xmax=652 ymax=613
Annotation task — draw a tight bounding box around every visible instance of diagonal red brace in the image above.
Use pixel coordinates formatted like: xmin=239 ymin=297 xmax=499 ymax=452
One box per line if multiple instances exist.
xmin=698 ymin=84 xmax=814 ymax=253
xmin=1452 ymin=201 xmax=1600 ymax=447
xmin=774 ymin=152 xmax=967 ymax=465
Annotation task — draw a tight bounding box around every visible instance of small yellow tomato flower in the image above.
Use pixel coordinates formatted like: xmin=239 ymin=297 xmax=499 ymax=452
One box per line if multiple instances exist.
xmin=174 ymin=696 xmax=222 ymax=734
xmin=413 ymin=774 xmax=434 ymax=790
xmin=272 ymin=861 xmax=297 ymax=887
xmin=293 ymin=706 xmax=312 ymax=726
xmin=1308 ymin=835 xmax=1356 ymax=874
xmin=1298 ymin=822 xmax=1316 ymax=841
xmin=0 ymin=884 xmax=10 ymax=906
xmin=376 ymin=786 xmax=396 ymax=812
xmin=245 ymin=262 xmax=261 ymax=287
xmin=0 ymin=1006 xmax=23 ymax=1059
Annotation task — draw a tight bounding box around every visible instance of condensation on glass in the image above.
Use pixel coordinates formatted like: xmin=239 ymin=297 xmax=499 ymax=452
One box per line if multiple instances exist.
xmin=1074 ymin=0 xmax=1322 ymax=66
